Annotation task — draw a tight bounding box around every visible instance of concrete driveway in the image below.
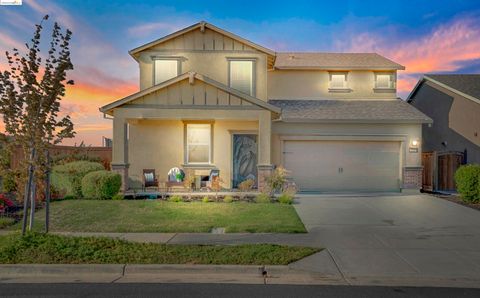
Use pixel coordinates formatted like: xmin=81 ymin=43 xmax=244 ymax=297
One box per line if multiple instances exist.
xmin=292 ymin=194 xmax=480 ymax=286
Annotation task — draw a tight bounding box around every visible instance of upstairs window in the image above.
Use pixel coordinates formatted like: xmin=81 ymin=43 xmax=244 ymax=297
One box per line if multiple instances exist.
xmin=154 ymin=59 xmax=179 ymax=85
xmin=229 ymin=60 xmax=254 ymax=96
xmin=186 ymin=124 xmax=211 ymax=164
xmin=329 ymin=73 xmax=347 ymax=89
xmin=375 ymin=74 xmax=394 ymax=89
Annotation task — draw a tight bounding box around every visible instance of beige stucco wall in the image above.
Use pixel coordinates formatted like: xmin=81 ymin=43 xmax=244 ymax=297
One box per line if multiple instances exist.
xmin=127 ymin=119 xmax=258 ymax=189
xmin=268 ymin=70 xmax=397 ymax=100
xmin=271 ymin=122 xmax=423 ymax=173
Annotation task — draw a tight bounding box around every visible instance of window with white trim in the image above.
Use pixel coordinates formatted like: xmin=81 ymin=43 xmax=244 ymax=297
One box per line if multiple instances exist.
xmin=375 ymin=74 xmax=394 ymax=89
xmin=154 ymin=59 xmax=179 ymax=85
xmin=229 ymin=60 xmax=254 ymax=95
xmin=186 ymin=124 xmax=211 ymax=164
xmin=329 ymin=73 xmax=347 ymax=89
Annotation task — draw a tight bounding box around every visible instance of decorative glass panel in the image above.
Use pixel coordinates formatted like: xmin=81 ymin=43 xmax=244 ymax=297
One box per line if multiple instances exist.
xmin=376 ymin=74 xmax=392 ymax=88
xmin=154 ymin=59 xmax=178 ymax=85
xmin=330 ymin=74 xmax=346 ymax=88
xmin=233 ymin=134 xmax=257 ymax=188
xmin=186 ymin=124 xmax=211 ymax=164
xmin=229 ymin=60 xmax=253 ymax=95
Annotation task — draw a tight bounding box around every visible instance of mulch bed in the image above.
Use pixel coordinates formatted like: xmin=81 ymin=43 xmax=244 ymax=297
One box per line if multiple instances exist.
xmin=429 ymin=193 xmax=480 ymax=211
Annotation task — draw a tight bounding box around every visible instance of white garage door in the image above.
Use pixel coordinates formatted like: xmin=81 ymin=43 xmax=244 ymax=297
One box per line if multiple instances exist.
xmin=284 ymin=140 xmax=401 ymax=192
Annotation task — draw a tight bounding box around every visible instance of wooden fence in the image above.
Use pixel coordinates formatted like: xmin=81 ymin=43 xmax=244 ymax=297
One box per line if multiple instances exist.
xmin=422 ymin=151 xmax=464 ymax=192
xmin=10 ymin=145 xmax=112 ymax=170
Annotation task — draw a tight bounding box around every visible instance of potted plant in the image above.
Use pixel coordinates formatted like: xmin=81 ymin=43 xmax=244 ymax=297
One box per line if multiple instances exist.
xmin=175 ymin=172 xmax=184 ymax=182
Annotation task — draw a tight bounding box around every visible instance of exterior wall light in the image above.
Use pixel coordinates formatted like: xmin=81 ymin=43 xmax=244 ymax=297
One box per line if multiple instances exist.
xmin=411 ymin=139 xmax=419 ymax=147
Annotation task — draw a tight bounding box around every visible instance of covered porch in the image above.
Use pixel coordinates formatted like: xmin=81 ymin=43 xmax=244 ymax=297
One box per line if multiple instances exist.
xmin=100 ymin=72 xmax=280 ymax=192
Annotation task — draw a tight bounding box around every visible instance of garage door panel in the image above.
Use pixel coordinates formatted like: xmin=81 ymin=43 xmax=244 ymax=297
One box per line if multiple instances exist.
xmin=284 ymin=140 xmax=400 ymax=192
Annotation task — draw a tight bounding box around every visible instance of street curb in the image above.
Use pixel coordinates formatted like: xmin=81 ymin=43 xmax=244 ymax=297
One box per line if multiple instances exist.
xmin=2 ymin=264 xmax=480 ymax=287
xmin=0 ymin=264 xmax=346 ymax=285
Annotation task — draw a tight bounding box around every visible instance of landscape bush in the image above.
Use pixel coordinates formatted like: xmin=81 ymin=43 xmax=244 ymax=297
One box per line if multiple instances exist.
xmin=168 ymin=195 xmax=183 ymax=202
xmin=51 ymin=161 xmax=104 ymax=198
xmin=112 ymin=194 xmax=124 ymax=201
xmin=1 ymin=171 xmax=17 ymax=193
xmin=455 ymin=164 xmax=480 ymax=203
xmin=223 ymin=195 xmax=234 ymax=203
xmin=278 ymin=194 xmax=294 ymax=205
xmin=81 ymin=170 xmax=122 ymax=200
xmin=266 ymin=167 xmax=289 ymax=194
xmin=202 ymin=196 xmax=211 ymax=203
xmin=254 ymin=192 xmax=271 ymax=203
xmin=238 ymin=179 xmax=255 ymax=192
xmin=0 ymin=217 xmax=15 ymax=229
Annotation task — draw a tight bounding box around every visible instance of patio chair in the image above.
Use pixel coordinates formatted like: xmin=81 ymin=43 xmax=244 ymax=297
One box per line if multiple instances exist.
xmin=142 ymin=169 xmax=159 ymax=191
xmin=204 ymin=169 xmax=220 ymax=190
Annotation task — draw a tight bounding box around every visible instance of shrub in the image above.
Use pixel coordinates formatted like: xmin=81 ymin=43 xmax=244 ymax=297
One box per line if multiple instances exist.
xmin=81 ymin=170 xmax=122 ymax=200
xmin=112 ymin=194 xmax=124 ymax=201
xmin=223 ymin=195 xmax=234 ymax=203
xmin=455 ymin=164 xmax=480 ymax=203
xmin=278 ymin=194 xmax=294 ymax=204
xmin=52 ymin=161 xmax=104 ymax=198
xmin=266 ymin=167 xmax=289 ymax=194
xmin=202 ymin=196 xmax=211 ymax=203
xmin=168 ymin=195 xmax=183 ymax=202
xmin=1 ymin=171 xmax=17 ymax=193
xmin=255 ymin=192 xmax=271 ymax=203
xmin=238 ymin=179 xmax=255 ymax=192
xmin=0 ymin=217 xmax=15 ymax=229
xmin=53 ymin=153 xmax=102 ymax=165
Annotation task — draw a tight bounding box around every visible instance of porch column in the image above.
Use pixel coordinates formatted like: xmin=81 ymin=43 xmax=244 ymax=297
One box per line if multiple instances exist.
xmin=111 ymin=116 xmax=129 ymax=192
xmin=257 ymin=111 xmax=273 ymax=191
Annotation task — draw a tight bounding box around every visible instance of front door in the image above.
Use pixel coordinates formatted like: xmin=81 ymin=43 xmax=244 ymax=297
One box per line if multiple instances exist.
xmin=232 ymin=134 xmax=257 ymax=188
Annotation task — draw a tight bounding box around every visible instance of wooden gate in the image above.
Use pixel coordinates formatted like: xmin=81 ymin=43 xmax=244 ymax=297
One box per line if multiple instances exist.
xmin=422 ymin=152 xmax=434 ymax=191
xmin=422 ymin=151 xmax=464 ymax=192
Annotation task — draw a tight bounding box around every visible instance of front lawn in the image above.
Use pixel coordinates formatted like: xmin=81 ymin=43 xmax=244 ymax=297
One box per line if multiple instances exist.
xmin=7 ymin=200 xmax=306 ymax=233
xmin=0 ymin=233 xmax=319 ymax=265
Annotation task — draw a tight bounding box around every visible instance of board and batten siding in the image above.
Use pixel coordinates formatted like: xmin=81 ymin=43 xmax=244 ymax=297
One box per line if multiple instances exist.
xmin=137 ymin=28 xmax=269 ymax=101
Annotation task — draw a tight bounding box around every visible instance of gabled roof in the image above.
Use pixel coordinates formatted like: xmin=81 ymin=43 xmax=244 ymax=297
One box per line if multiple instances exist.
xmin=274 ymin=52 xmax=405 ymax=70
xmin=129 ymin=21 xmax=276 ymax=59
xmin=99 ymin=71 xmax=281 ymax=115
xmin=269 ymin=99 xmax=432 ymax=123
xmin=407 ymin=74 xmax=480 ymax=105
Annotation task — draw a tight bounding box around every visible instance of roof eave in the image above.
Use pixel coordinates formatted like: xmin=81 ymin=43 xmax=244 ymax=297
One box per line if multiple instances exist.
xmin=99 ymin=72 xmax=281 ymax=115
xmin=274 ymin=66 xmax=405 ymax=71
xmin=128 ymin=21 xmax=276 ymax=59
xmin=279 ymin=118 xmax=433 ymax=124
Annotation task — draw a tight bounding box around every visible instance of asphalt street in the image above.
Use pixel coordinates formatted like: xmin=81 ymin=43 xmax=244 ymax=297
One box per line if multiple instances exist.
xmin=0 ymin=284 xmax=479 ymax=298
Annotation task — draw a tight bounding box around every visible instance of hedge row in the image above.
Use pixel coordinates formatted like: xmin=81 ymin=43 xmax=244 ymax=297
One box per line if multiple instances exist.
xmin=81 ymin=170 xmax=121 ymax=200
xmin=51 ymin=161 xmax=104 ymax=197
xmin=455 ymin=164 xmax=480 ymax=203
xmin=51 ymin=161 xmax=121 ymax=200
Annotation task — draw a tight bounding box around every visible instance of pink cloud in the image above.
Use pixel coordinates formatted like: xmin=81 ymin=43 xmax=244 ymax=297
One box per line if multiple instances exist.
xmin=338 ymin=16 xmax=480 ymax=96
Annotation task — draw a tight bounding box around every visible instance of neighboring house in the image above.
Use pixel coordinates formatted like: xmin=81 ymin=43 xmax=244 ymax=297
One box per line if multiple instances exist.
xmin=408 ymin=74 xmax=480 ymax=164
xmin=100 ymin=21 xmax=431 ymax=193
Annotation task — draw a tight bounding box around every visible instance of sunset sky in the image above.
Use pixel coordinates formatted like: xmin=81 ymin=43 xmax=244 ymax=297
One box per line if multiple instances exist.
xmin=0 ymin=0 xmax=479 ymax=146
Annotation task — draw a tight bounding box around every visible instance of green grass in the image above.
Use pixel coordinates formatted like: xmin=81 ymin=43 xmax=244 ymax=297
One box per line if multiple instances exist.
xmin=0 ymin=233 xmax=319 ymax=265
xmin=7 ymin=200 xmax=306 ymax=233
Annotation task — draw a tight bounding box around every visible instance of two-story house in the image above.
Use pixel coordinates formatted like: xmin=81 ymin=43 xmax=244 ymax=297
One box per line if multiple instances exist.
xmin=100 ymin=21 xmax=432 ymax=193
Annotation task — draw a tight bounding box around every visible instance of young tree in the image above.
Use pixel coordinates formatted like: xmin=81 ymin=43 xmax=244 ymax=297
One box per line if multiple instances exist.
xmin=0 ymin=15 xmax=75 ymax=234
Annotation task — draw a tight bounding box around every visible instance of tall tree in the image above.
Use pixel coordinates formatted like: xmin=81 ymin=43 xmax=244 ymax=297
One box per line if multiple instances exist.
xmin=0 ymin=15 xmax=75 ymax=234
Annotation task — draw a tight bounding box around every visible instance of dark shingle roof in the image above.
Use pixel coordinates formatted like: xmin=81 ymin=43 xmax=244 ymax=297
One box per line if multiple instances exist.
xmin=274 ymin=53 xmax=405 ymax=70
xmin=269 ymin=99 xmax=432 ymax=123
xmin=425 ymin=74 xmax=480 ymax=100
